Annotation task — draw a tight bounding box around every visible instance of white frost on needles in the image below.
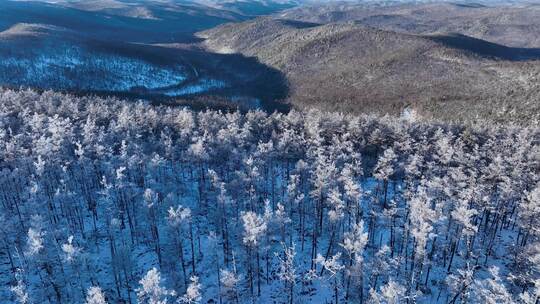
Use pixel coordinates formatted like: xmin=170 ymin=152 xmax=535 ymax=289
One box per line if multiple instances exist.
xmin=62 ymin=235 xmax=80 ymax=263
xmin=241 ymin=211 xmax=267 ymax=247
xmin=137 ymin=268 xmax=175 ymax=304
xmin=85 ymin=286 xmax=108 ymax=304
xmin=179 ymin=276 xmax=202 ymax=304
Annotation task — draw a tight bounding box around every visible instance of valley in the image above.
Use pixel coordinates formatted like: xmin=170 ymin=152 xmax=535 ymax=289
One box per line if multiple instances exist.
xmin=0 ymin=0 xmax=293 ymax=111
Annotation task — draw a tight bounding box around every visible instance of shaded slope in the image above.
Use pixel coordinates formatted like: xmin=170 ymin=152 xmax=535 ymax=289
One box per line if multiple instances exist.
xmin=426 ymin=33 xmax=540 ymax=61
xmin=0 ymin=1 xmax=292 ymax=111
xmin=0 ymin=24 xmax=289 ymax=111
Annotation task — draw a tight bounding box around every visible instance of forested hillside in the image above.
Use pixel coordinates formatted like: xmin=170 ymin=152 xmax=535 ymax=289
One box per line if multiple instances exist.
xmin=279 ymin=2 xmax=540 ymax=48
xmin=0 ymin=88 xmax=538 ymax=303
xmin=199 ymin=18 xmax=540 ymax=123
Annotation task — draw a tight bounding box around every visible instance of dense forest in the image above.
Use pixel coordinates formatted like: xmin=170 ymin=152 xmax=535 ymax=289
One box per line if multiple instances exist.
xmin=0 ymin=88 xmax=538 ymax=303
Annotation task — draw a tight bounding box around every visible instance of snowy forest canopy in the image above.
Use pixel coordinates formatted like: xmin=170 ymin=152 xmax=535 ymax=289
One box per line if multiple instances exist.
xmin=0 ymin=88 xmax=539 ymax=304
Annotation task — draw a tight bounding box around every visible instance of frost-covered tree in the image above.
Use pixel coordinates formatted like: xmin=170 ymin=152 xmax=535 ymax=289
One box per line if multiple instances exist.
xmin=471 ymin=267 xmax=514 ymax=304
xmin=62 ymin=235 xmax=80 ymax=263
xmin=447 ymin=264 xmax=478 ymax=304
xmin=137 ymin=268 xmax=175 ymax=304
xmin=518 ymin=184 xmax=540 ymax=246
xmin=241 ymin=211 xmax=267 ymax=298
xmin=189 ymin=136 xmax=210 ymax=207
xmin=274 ymin=202 xmax=292 ymax=243
xmin=405 ymin=186 xmax=437 ymax=293
xmin=316 ymin=253 xmax=345 ymax=304
xmin=85 ymin=286 xmax=108 ymax=304
xmin=242 ymin=211 xmax=267 ymax=247
xmin=26 ymin=216 xmax=45 ymax=257
xmin=450 ymin=195 xmax=478 ymax=261
xmin=368 ymin=280 xmax=406 ymax=304
xmin=11 ymin=269 xmax=29 ymax=304
xmin=167 ymin=205 xmax=193 ymax=283
xmin=208 ymin=169 xmax=232 ymax=264
xmin=287 ymin=173 xmax=306 ymax=250
xmin=373 ymin=148 xmax=397 ymax=208
xmin=276 ymin=243 xmax=297 ymax=304
xmin=340 ymin=164 xmax=362 ymax=226
xmin=519 ymin=279 xmax=540 ymax=304
xmin=341 ymin=221 xmax=368 ymax=301
xmin=220 ymin=269 xmax=241 ymax=303
xmin=327 ymin=187 xmax=345 ymax=223
xmin=179 ymin=276 xmax=201 ymax=304
xmin=145 ymin=189 xmax=163 ymax=266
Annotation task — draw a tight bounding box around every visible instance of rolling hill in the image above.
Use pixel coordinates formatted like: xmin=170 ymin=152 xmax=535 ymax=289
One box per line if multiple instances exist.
xmin=199 ymin=18 xmax=540 ymax=123
xmin=278 ymin=1 xmax=540 ymax=48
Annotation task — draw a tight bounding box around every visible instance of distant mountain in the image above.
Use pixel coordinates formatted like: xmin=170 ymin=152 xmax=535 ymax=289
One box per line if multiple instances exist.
xmin=278 ymin=1 xmax=540 ymax=48
xmin=8 ymin=0 xmax=301 ymax=20
xmin=189 ymin=0 xmax=300 ymax=16
xmin=199 ymin=18 xmax=540 ymax=123
xmin=0 ymin=0 xmax=248 ymax=44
